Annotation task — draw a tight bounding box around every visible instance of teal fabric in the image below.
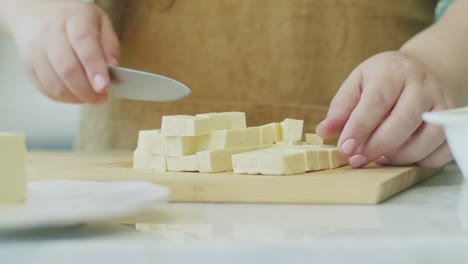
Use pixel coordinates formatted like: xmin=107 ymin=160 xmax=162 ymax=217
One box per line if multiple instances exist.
xmin=436 ymin=0 xmax=454 ymax=20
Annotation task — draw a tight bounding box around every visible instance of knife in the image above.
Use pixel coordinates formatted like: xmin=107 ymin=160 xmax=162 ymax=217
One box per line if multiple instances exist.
xmin=109 ymin=66 xmax=191 ymax=102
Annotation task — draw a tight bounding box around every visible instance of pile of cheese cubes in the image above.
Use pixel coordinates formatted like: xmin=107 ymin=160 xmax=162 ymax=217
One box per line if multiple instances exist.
xmin=133 ymin=112 xmax=348 ymax=175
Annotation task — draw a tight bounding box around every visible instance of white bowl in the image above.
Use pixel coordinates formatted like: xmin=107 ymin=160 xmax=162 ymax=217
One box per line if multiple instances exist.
xmin=423 ymin=106 xmax=468 ymax=178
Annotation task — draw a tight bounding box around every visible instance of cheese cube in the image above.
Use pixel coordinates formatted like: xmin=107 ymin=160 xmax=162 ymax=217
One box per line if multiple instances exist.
xmin=227 ymin=147 xmax=262 ymax=174
xmin=161 ymin=115 xmax=214 ymax=136
xmin=133 ymin=149 xmax=152 ymax=169
xmin=305 ymin=133 xmax=324 ymax=145
xmin=231 ymin=151 xmax=259 ymax=174
xmin=291 ymin=145 xmax=329 ymax=171
xmin=167 ymin=155 xmax=198 ymax=172
xmin=133 ymin=149 xmax=167 ymax=171
xmin=153 ymin=156 xmax=167 ymax=171
xmin=196 ymin=112 xmax=247 ymax=130
xmin=209 ymin=129 xmax=243 ymax=150
xmin=232 ymin=148 xmax=307 ymax=175
xmin=242 ymin=127 xmax=260 ymax=147
xmin=320 ymin=145 xmax=347 ymax=169
xmin=196 ymin=134 xmax=211 ymax=151
xmin=259 ymin=124 xmax=275 ymax=146
xmin=196 ymin=113 xmax=230 ymax=131
xmin=225 ymin=112 xmax=247 ymax=129
xmin=0 ymin=133 xmax=26 ymax=204
xmin=310 ymin=148 xmax=330 ymax=170
xmin=272 ymin=122 xmax=282 ymax=143
xmin=280 ymin=118 xmax=304 ymax=141
xmin=259 ymin=148 xmax=306 ymax=175
xmin=137 ymin=130 xmax=165 ymax=154
xmin=165 ymin=135 xmax=209 ymax=157
xmin=339 ymin=154 xmax=349 ymax=166
xmin=259 ymin=151 xmax=306 ymax=175
xmin=197 ymin=150 xmax=231 ymax=172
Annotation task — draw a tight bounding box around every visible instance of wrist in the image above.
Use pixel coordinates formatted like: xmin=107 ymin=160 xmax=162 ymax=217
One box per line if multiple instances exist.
xmin=399 ymin=44 xmax=457 ymax=109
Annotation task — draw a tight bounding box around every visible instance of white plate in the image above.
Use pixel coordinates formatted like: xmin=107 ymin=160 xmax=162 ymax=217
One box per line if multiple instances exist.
xmin=423 ymin=106 xmax=468 ymax=178
xmin=0 ymin=180 xmax=169 ymax=232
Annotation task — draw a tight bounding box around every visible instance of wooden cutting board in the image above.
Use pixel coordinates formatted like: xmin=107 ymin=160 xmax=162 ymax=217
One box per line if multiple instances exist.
xmin=27 ymin=152 xmax=442 ymax=204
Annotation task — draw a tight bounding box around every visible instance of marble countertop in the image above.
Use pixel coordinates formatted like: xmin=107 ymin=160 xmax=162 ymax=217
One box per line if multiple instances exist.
xmin=2 ymin=164 xmax=468 ymax=264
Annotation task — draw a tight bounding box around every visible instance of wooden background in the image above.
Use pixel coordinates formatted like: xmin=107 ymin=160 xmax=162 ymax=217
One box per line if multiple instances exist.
xmin=79 ymin=0 xmax=437 ymax=151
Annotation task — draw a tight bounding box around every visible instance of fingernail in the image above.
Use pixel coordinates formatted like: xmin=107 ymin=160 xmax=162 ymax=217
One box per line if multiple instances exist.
xmin=376 ymin=156 xmax=390 ymax=165
xmin=108 ymin=57 xmax=118 ymax=66
xmin=93 ymin=74 xmax=107 ymax=92
xmin=341 ymin=138 xmax=356 ymax=156
xmin=315 ymin=119 xmax=326 ymax=129
xmin=349 ymin=154 xmax=367 ymax=168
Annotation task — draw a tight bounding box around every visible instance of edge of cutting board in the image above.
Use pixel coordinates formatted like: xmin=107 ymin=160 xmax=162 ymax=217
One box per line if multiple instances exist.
xmin=26 ymin=151 xmax=443 ymax=204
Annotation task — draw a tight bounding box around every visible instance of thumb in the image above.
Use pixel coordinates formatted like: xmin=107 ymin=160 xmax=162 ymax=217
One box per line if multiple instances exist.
xmin=315 ymin=68 xmax=362 ymax=138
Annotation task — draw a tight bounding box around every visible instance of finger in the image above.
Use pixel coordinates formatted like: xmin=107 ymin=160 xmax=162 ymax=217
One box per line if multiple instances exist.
xmin=47 ymin=29 xmax=106 ymax=104
xmin=379 ymin=122 xmax=445 ymax=165
xmin=33 ymin=55 xmax=82 ymax=103
xmin=338 ymin=72 xmax=404 ymax=158
xmin=417 ymin=142 xmax=453 ymax=168
xmin=315 ymin=68 xmax=362 ymax=139
xmin=100 ymin=14 xmax=120 ymax=65
xmin=66 ymin=15 xmax=110 ymax=93
xmin=352 ymin=80 xmax=432 ymax=166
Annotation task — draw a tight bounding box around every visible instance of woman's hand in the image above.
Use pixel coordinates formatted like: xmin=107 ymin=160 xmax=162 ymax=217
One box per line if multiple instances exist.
xmin=316 ymin=51 xmax=453 ymax=168
xmin=9 ymin=0 xmax=119 ymax=103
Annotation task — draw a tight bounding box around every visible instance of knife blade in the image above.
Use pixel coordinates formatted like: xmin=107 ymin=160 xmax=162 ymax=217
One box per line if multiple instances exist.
xmin=109 ymin=66 xmax=191 ymax=102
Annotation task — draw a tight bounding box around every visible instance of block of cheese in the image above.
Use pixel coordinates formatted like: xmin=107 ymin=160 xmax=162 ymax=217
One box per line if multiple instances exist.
xmin=290 ymin=145 xmax=330 ymax=171
xmin=197 ymin=149 xmax=231 ymax=173
xmin=133 ymin=149 xmax=152 ymax=169
xmin=167 ymin=155 xmax=198 ymax=172
xmin=242 ymin=127 xmax=260 ymax=148
xmin=319 ymin=145 xmax=348 ymax=168
xmin=197 ymin=112 xmax=246 ymax=130
xmin=232 ymin=148 xmax=307 ymax=175
xmin=196 ymin=134 xmax=212 ymax=151
xmin=231 ymin=151 xmax=259 ymax=174
xmin=165 ymin=135 xmax=210 ymax=157
xmin=280 ymin=118 xmax=304 ymax=141
xmin=209 ymin=129 xmax=243 ymax=150
xmin=260 ymin=151 xmax=306 ymax=175
xmin=153 ymin=156 xmax=168 ymax=172
xmin=227 ymin=112 xmax=247 ymax=129
xmin=0 ymin=133 xmax=26 ymax=204
xmin=232 ymin=144 xmax=347 ymax=175
xmin=133 ymin=149 xmax=167 ymax=171
xmin=161 ymin=115 xmax=214 ymax=136
xmin=259 ymin=124 xmax=275 ymax=146
xmin=272 ymin=123 xmax=282 ymax=143
xmin=137 ymin=130 xmax=165 ymax=154
xmin=305 ymin=133 xmax=324 ymax=145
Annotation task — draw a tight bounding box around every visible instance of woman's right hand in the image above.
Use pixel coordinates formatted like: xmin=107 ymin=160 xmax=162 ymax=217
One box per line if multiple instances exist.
xmin=9 ymin=0 xmax=120 ymax=104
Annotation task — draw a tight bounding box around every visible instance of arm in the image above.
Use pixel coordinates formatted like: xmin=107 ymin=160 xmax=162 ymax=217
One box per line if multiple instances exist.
xmin=401 ymin=0 xmax=468 ymax=108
